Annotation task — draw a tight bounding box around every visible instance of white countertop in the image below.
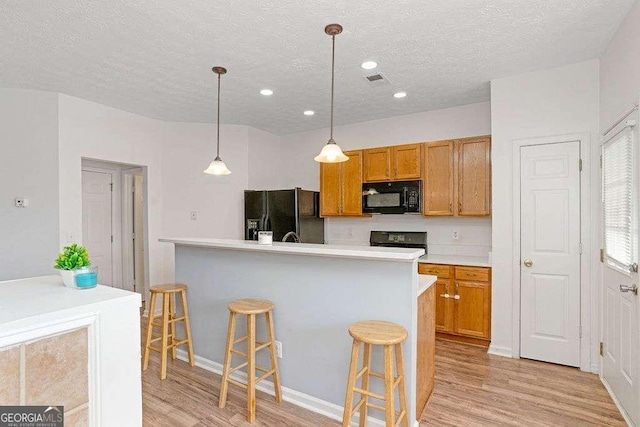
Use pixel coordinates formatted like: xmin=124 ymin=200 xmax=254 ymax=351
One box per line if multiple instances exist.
xmin=418 ymin=254 xmax=491 ymax=267
xmin=418 ymin=274 xmax=437 ymax=296
xmin=160 ymin=238 xmax=425 ymax=262
xmin=0 ymin=275 xmax=140 ymax=326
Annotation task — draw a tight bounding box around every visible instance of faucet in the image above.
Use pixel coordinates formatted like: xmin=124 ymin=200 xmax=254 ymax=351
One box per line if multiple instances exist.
xmin=282 ymin=231 xmax=301 ymax=243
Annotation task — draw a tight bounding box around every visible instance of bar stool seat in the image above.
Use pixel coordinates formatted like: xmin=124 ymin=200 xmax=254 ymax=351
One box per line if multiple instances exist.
xmin=142 ymin=284 xmax=194 ymax=380
xmin=349 ymin=320 xmax=408 ymax=345
xmin=343 ymin=320 xmax=409 ymax=427
xmin=228 ymin=298 xmax=274 ymax=315
xmin=219 ymin=298 xmax=282 ymax=423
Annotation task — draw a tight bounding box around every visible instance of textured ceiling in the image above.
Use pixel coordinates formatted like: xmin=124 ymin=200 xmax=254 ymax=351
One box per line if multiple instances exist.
xmin=0 ymin=0 xmax=635 ymax=135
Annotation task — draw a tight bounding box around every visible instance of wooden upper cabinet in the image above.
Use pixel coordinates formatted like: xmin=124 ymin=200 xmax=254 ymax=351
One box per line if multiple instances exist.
xmin=319 ymin=150 xmax=363 ymax=217
xmin=363 ymin=147 xmax=391 ymax=182
xmin=424 ymin=141 xmax=455 ymax=215
xmin=391 ymin=143 xmax=422 ymax=180
xmin=457 ymin=136 xmax=491 ymax=216
xmin=341 ymin=150 xmax=363 ymax=216
xmin=319 ymin=162 xmax=341 ymax=217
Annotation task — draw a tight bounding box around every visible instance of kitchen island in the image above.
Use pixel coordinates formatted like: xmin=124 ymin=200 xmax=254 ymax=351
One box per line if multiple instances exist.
xmin=160 ymin=238 xmax=435 ymax=425
xmin=0 ymin=275 xmax=142 ymax=426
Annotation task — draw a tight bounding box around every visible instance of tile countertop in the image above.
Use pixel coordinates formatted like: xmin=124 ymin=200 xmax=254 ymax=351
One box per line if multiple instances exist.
xmin=418 ymin=254 xmax=491 ymax=268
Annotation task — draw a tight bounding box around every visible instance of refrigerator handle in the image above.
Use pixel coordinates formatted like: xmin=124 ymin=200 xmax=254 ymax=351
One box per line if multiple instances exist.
xmin=294 ymin=188 xmax=300 ymax=235
xmin=263 ymin=190 xmax=271 ymax=231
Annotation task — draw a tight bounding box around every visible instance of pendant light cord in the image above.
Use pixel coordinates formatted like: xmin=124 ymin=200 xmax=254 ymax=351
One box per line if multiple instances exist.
xmin=330 ymin=34 xmax=335 ymax=142
xmin=216 ymin=72 xmax=221 ymax=158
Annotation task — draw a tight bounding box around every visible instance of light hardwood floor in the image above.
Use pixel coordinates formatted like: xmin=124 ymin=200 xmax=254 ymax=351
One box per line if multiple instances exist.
xmin=142 ymin=325 xmax=625 ymax=426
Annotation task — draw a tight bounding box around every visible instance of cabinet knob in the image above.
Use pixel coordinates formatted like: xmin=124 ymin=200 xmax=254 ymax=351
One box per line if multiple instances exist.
xmin=523 ymin=259 xmax=533 ymax=267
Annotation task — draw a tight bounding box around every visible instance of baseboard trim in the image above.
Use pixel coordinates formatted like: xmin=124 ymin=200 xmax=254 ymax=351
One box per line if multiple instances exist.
xmin=590 ymin=362 xmax=599 ymax=375
xmin=600 ymin=376 xmax=635 ymax=426
xmin=176 ymin=349 xmax=415 ymax=426
xmin=487 ymin=344 xmax=513 ymax=358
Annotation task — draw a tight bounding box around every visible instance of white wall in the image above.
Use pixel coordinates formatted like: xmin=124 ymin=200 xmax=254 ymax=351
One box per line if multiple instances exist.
xmin=600 ymin=0 xmax=640 ymax=129
xmin=490 ymin=60 xmax=600 ymax=365
xmin=0 ymin=88 xmax=59 ymax=280
xmin=162 ymin=122 xmax=249 ymax=240
xmin=57 ymin=94 xmax=170 ymax=291
xmin=278 ymin=102 xmax=493 ymax=253
xmin=248 ymin=127 xmax=281 ymax=190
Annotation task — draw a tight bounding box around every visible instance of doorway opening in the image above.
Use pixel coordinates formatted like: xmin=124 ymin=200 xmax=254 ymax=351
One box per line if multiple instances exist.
xmin=81 ymin=159 xmax=148 ymax=301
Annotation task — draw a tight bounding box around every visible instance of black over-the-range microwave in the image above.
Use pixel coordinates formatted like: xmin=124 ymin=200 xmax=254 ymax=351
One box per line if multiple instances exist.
xmin=362 ymin=180 xmax=422 ymax=214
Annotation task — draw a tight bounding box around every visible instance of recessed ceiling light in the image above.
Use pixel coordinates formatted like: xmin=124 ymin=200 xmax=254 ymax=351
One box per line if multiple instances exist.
xmin=361 ymin=61 xmax=378 ymax=70
xmin=260 ymin=89 xmax=273 ymax=96
xmin=304 ymin=110 xmax=315 ymax=116
xmin=393 ymin=91 xmax=407 ymax=99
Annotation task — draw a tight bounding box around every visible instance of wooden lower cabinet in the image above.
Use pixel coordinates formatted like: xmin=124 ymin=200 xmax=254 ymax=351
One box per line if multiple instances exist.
xmin=416 ymin=283 xmax=435 ymax=418
xmin=419 ymin=263 xmax=491 ymax=346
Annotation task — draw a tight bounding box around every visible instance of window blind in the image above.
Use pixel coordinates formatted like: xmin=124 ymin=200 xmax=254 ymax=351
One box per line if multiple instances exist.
xmin=602 ymin=124 xmax=635 ymax=272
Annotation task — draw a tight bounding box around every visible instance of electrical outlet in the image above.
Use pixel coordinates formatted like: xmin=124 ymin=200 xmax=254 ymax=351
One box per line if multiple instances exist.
xmin=452 ymin=230 xmax=460 ymax=240
xmin=190 ymin=211 xmax=198 ymax=220
xmin=275 ymin=340 xmax=282 ymax=359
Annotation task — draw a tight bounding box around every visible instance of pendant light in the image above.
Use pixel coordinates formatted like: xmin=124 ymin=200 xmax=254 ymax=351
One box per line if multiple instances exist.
xmin=314 ymin=24 xmax=349 ymax=163
xmin=204 ymin=66 xmax=232 ymax=175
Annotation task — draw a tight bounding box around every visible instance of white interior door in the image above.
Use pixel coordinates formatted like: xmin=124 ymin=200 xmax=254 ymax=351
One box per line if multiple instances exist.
xmin=601 ymin=116 xmax=639 ymax=426
xmin=520 ymin=141 xmax=581 ymax=367
xmin=82 ymin=170 xmax=113 ymax=286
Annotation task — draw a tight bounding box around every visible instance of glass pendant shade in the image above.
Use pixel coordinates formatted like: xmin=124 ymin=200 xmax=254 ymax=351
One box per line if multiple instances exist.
xmin=314 ymin=140 xmax=349 ymax=163
xmin=204 ymin=156 xmax=231 ymax=175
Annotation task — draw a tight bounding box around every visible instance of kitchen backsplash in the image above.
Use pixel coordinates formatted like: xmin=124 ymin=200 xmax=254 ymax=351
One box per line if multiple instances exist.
xmin=326 ymin=215 xmax=491 ymax=257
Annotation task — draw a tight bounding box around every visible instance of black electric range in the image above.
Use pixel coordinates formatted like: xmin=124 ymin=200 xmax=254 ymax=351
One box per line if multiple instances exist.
xmin=369 ymin=231 xmax=427 ymax=254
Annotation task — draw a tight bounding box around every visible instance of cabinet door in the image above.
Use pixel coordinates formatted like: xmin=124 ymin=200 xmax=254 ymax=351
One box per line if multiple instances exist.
xmin=416 ymin=285 xmax=435 ymax=416
xmin=341 ymin=150 xmax=363 ymax=216
xmin=435 ymin=278 xmax=454 ymax=333
xmin=453 ymin=280 xmax=491 ymax=339
xmin=457 ymin=136 xmax=491 ymax=216
xmin=424 ymin=141 xmax=454 ymax=216
xmin=363 ymin=147 xmax=391 ymax=182
xmin=319 ymin=162 xmax=341 ymax=217
xmin=391 ymin=143 xmax=422 ymax=180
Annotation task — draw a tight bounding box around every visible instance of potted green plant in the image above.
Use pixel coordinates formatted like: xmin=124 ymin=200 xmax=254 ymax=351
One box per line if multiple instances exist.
xmin=54 ymin=243 xmax=91 ymax=288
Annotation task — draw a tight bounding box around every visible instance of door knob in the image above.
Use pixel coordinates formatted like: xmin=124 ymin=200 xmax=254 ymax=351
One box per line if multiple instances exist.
xmin=620 ymin=284 xmax=638 ymax=295
xmin=523 ymin=259 xmax=533 ymax=267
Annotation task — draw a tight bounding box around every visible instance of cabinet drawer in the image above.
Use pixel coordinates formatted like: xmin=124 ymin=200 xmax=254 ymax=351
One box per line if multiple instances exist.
xmin=454 ymin=267 xmax=489 ymax=282
xmin=418 ymin=264 xmax=451 ymax=279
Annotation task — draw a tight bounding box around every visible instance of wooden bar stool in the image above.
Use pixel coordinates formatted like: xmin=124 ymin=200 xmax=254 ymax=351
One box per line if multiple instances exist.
xmin=218 ymin=298 xmax=282 ymax=423
xmin=142 ymin=284 xmax=194 ymax=380
xmin=342 ymin=320 xmax=409 ymax=427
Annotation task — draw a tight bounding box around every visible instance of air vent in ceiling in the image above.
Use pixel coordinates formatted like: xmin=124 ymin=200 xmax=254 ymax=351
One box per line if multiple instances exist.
xmin=363 ymin=72 xmax=391 ymax=87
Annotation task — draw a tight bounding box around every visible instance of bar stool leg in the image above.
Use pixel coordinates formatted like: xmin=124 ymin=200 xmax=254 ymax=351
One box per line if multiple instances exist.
xmin=342 ymin=339 xmax=360 ymax=427
xmin=218 ymin=312 xmax=236 ymax=409
xmin=160 ymin=293 xmax=170 ymax=380
xmin=395 ymin=344 xmax=409 ymax=427
xmin=383 ymin=345 xmax=395 ymax=427
xmin=142 ymin=292 xmax=157 ymax=371
xmin=180 ymin=289 xmax=195 ymax=366
xmin=247 ymin=313 xmax=256 ymax=423
xmin=168 ymin=293 xmax=177 ymax=360
xmin=265 ymin=310 xmax=282 ymax=402
xmin=359 ymin=343 xmax=371 ymax=427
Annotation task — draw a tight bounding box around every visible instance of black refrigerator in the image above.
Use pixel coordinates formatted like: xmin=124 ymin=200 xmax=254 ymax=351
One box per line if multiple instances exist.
xmin=244 ymin=188 xmax=325 ymax=244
